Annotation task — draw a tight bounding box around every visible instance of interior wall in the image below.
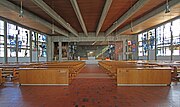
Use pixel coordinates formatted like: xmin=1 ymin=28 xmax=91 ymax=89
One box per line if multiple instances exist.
xmin=48 ymin=34 xmax=137 ymax=61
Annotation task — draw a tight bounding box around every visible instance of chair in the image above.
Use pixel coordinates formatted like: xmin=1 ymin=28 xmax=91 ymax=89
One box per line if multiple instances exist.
xmin=171 ymin=66 xmax=180 ymax=82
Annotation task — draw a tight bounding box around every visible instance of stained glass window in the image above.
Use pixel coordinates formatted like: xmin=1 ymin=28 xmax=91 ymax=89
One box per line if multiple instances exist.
xmin=148 ymin=29 xmax=155 ymax=50
xmin=38 ymin=34 xmax=47 ymax=57
xmin=0 ymin=20 xmax=4 ymax=35
xmin=7 ymin=23 xmax=17 ymax=57
xmin=17 ymin=27 xmax=30 ymax=57
xmin=156 ymin=22 xmax=171 ymax=56
xmin=172 ymin=19 xmax=180 ymax=55
xmin=0 ymin=20 xmax=4 ymax=57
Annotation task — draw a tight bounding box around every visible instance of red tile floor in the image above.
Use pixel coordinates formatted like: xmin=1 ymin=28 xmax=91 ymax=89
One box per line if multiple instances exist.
xmin=0 ymin=64 xmax=180 ymax=107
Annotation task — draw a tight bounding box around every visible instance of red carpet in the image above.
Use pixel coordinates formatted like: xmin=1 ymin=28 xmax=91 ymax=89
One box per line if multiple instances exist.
xmin=76 ymin=64 xmax=110 ymax=78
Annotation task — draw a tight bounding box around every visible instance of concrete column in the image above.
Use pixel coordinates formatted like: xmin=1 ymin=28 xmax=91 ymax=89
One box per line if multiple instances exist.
xmin=36 ymin=33 xmax=39 ymax=62
xmin=155 ymin=29 xmax=157 ymax=60
xmin=30 ymin=30 xmax=32 ymax=62
xmin=47 ymin=35 xmax=51 ymax=61
xmin=170 ymin=21 xmax=173 ymax=61
xmin=4 ymin=20 xmax=7 ymax=63
xmin=59 ymin=41 xmax=62 ymax=61
xmin=16 ymin=26 xmax=18 ymax=62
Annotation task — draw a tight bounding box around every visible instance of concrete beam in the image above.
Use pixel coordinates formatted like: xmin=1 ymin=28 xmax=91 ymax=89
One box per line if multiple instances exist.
xmin=117 ymin=0 xmax=180 ymax=34
xmin=52 ymin=34 xmax=132 ymax=42
xmin=70 ymin=0 xmax=88 ymax=36
xmin=31 ymin=0 xmax=79 ymax=37
xmin=96 ymin=0 xmax=112 ymax=36
xmin=0 ymin=0 xmax=69 ymax=37
xmin=105 ymin=0 xmax=149 ymax=36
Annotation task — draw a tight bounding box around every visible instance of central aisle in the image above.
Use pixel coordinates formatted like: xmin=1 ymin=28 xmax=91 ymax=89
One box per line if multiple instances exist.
xmin=69 ymin=64 xmax=117 ymax=106
xmin=76 ymin=64 xmax=111 ymax=78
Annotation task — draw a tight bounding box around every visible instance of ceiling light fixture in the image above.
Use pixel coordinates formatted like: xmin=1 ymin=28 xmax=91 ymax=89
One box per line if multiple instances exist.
xmin=130 ymin=20 xmax=133 ymax=32
xmin=165 ymin=0 xmax=170 ymax=13
xmin=52 ymin=23 xmax=55 ymax=34
xmin=19 ymin=0 xmax=23 ymax=17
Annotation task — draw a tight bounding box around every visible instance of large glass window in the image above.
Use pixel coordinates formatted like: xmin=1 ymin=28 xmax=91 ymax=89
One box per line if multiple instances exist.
xmin=0 ymin=20 xmax=4 ymax=61
xmin=32 ymin=32 xmax=47 ymax=62
xmin=138 ymin=29 xmax=155 ymax=57
xmin=141 ymin=32 xmax=148 ymax=56
xmin=0 ymin=20 xmax=48 ymax=63
xmin=156 ymin=23 xmax=171 ymax=56
xmin=38 ymin=34 xmax=47 ymax=58
xmin=172 ymin=19 xmax=180 ymax=55
xmin=17 ymin=26 xmax=30 ymax=57
xmin=7 ymin=23 xmax=17 ymax=61
xmin=0 ymin=36 xmax=4 ymax=57
xmin=32 ymin=31 xmax=38 ymax=62
xmin=0 ymin=20 xmax=4 ymax=35
xmin=138 ymin=34 xmax=143 ymax=56
xmin=148 ymin=29 xmax=155 ymax=50
xmin=138 ymin=18 xmax=180 ymax=59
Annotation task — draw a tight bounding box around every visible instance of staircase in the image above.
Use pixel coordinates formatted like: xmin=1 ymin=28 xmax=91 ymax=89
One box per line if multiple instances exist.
xmin=96 ymin=46 xmax=109 ymax=58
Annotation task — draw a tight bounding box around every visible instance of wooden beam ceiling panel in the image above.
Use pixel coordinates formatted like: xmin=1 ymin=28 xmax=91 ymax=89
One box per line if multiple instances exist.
xmin=96 ymin=0 xmax=112 ymax=36
xmin=116 ymin=0 xmax=167 ymax=31
xmin=2 ymin=0 xmax=179 ymax=37
xmin=105 ymin=0 xmax=150 ymax=36
xmin=0 ymin=7 xmax=51 ymax=34
xmin=101 ymin=0 xmax=138 ymax=32
xmin=8 ymin=0 xmax=67 ymax=32
xmin=70 ymin=0 xmax=88 ymax=36
xmin=77 ymin=0 xmax=105 ymax=32
xmin=44 ymin=0 xmax=82 ymax=32
xmin=31 ymin=0 xmax=79 ymax=37
xmin=119 ymin=0 xmax=180 ymax=35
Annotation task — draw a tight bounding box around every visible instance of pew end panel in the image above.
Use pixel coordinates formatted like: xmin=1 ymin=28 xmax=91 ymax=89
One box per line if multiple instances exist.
xmin=117 ymin=68 xmax=171 ymax=86
xmin=19 ymin=68 xmax=69 ymax=86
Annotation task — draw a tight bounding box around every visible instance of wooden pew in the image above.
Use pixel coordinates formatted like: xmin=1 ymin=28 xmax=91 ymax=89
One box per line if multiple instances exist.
xmin=0 ymin=68 xmax=2 ymax=85
xmin=171 ymin=66 xmax=180 ymax=81
xmin=37 ymin=61 xmax=85 ymax=81
xmin=19 ymin=68 xmax=69 ymax=85
xmin=99 ymin=61 xmax=142 ymax=78
xmin=19 ymin=61 xmax=85 ymax=85
xmin=117 ymin=67 xmax=172 ymax=86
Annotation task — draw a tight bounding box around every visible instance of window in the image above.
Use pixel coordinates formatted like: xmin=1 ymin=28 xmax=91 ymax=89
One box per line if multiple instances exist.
xmin=172 ymin=19 xmax=180 ymax=55
xmin=0 ymin=20 xmax=48 ymax=63
xmin=138 ymin=18 xmax=180 ymax=58
xmin=156 ymin=23 xmax=171 ymax=56
xmin=142 ymin=32 xmax=148 ymax=56
xmin=38 ymin=34 xmax=47 ymax=57
xmin=17 ymin=26 xmax=30 ymax=57
xmin=138 ymin=33 xmax=148 ymax=56
xmin=0 ymin=20 xmax=4 ymax=58
xmin=32 ymin=32 xmax=47 ymax=62
xmin=0 ymin=36 xmax=4 ymax=57
xmin=32 ymin=31 xmax=38 ymax=62
xmin=148 ymin=29 xmax=155 ymax=50
xmin=0 ymin=20 xmax=4 ymax=35
xmin=7 ymin=23 xmax=17 ymax=57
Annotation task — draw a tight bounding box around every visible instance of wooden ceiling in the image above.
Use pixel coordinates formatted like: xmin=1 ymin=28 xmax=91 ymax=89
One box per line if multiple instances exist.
xmin=1 ymin=0 xmax=179 ymax=36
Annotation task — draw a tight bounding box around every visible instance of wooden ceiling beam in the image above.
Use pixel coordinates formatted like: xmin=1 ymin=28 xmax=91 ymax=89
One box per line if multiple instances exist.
xmin=31 ymin=0 xmax=79 ymax=37
xmin=117 ymin=0 xmax=180 ymax=35
xmin=70 ymin=0 xmax=88 ymax=36
xmin=96 ymin=0 xmax=112 ymax=36
xmin=105 ymin=0 xmax=149 ymax=36
xmin=0 ymin=0 xmax=69 ymax=37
